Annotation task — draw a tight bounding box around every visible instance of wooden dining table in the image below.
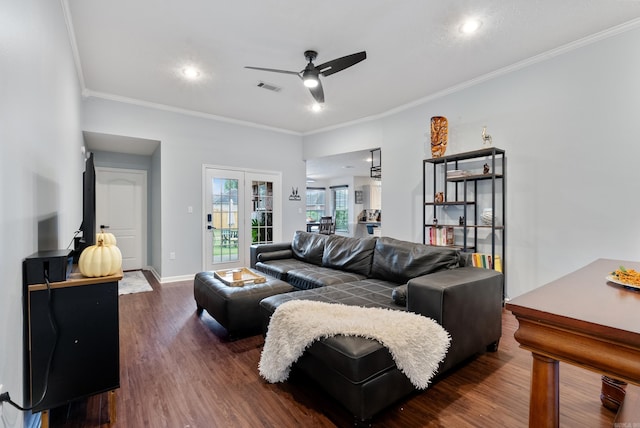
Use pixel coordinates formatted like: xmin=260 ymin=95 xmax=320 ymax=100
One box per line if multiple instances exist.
xmin=506 ymin=259 xmax=640 ymax=427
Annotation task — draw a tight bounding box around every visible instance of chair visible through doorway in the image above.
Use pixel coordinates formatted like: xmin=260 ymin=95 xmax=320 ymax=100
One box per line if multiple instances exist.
xmin=318 ymin=216 xmax=335 ymax=235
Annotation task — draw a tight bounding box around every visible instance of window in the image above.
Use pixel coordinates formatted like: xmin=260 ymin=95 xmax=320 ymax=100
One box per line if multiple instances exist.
xmin=306 ymin=187 xmax=325 ymax=222
xmin=331 ymin=186 xmax=348 ymax=232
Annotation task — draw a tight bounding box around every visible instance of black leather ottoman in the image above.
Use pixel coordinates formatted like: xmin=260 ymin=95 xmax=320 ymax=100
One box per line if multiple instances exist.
xmin=194 ymin=270 xmax=294 ymax=338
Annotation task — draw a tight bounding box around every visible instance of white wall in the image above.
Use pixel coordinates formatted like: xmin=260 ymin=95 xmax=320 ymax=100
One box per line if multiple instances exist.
xmin=150 ymin=147 xmax=162 ymax=274
xmin=0 ymin=1 xmax=84 ymax=427
xmin=82 ymin=98 xmax=306 ymax=279
xmin=303 ymin=25 xmax=640 ymax=298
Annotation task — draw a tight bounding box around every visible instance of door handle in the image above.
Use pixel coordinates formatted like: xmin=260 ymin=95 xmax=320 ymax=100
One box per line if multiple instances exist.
xmin=207 ymin=225 xmax=216 ymax=230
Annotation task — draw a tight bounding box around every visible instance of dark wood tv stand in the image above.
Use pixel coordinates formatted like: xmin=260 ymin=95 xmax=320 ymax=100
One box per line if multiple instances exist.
xmin=24 ymin=268 xmax=122 ymax=427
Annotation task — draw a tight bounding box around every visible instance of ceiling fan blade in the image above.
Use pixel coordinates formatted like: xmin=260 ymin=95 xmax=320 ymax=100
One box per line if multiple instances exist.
xmin=316 ymin=51 xmax=366 ymax=77
xmin=309 ymin=80 xmax=325 ymax=104
xmin=245 ymin=66 xmax=300 ymax=76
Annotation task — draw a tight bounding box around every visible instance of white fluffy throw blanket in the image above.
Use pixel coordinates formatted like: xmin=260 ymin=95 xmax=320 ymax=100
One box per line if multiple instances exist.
xmin=259 ymin=300 xmax=451 ymax=389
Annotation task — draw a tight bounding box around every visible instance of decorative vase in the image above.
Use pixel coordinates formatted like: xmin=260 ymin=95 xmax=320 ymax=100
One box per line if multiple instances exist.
xmin=481 ymin=208 xmax=498 ymax=226
xmin=430 ymin=116 xmax=448 ymax=158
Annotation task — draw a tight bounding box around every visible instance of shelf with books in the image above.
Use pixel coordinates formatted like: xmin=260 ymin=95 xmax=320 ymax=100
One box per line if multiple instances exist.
xmin=427 ymin=225 xmax=454 ymax=246
xmin=423 ymin=147 xmax=506 ymax=296
xmin=470 ymin=252 xmax=503 ymax=272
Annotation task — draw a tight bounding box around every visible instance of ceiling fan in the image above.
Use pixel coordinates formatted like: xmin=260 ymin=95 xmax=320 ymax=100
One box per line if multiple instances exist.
xmin=245 ymin=50 xmax=366 ymax=104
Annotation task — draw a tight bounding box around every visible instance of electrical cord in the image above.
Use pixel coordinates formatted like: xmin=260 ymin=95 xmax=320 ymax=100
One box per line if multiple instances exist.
xmin=1 ymin=269 xmax=59 ymax=411
xmin=66 ymin=230 xmax=82 ymax=250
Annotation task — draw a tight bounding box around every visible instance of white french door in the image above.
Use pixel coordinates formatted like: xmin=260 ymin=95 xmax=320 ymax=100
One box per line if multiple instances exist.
xmin=203 ymin=167 xmax=282 ymax=271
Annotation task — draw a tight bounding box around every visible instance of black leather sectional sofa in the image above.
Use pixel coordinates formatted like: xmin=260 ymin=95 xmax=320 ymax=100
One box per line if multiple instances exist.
xmin=250 ymin=231 xmax=503 ymax=426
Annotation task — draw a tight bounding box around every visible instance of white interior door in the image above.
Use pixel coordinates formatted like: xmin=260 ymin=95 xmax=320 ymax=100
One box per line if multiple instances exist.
xmin=96 ymin=167 xmax=147 ymax=271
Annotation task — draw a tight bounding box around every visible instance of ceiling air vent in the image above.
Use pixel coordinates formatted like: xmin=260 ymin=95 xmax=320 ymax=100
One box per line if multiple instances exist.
xmin=257 ymin=81 xmax=282 ymax=92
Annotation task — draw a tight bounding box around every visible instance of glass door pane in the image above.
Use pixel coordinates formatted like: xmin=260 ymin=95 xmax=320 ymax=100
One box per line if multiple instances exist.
xmin=205 ymin=168 xmax=244 ymax=270
xmin=251 ymin=180 xmax=273 ymax=244
xmin=333 ymin=187 xmax=349 ymax=232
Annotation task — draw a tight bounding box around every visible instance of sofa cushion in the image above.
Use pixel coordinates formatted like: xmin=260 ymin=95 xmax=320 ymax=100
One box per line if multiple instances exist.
xmin=286 ymin=267 xmax=367 ymax=290
xmin=391 ymin=284 xmax=407 ymax=307
xmin=260 ymin=278 xmax=401 ymax=314
xmin=254 ymin=259 xmax=316 ymax=281
xmin=291 ymin=230 xmax=328 ymax=266
xmin=322 ymin=235 xmax=377 ymax=276
xmin=370 ymin=237 xmax=459 ymax=284
xmin=257 ymin=249 xmax=293 ymax=262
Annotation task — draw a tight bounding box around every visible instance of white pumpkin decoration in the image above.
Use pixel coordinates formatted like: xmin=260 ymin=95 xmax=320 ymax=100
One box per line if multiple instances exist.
xmin=79 ymin=239 xmax=123 ymax=277
xmin=96 ymin=230 xmax=117 ymax=245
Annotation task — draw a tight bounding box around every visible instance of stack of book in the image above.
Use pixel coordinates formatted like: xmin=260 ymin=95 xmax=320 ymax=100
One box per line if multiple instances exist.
xmin=446 ymin=170 xmax=470 ymax=179
xmin=429 ymin=226 xmax=454 ymax=246
xmin=471 ymin=253 xmax=503 ymax=272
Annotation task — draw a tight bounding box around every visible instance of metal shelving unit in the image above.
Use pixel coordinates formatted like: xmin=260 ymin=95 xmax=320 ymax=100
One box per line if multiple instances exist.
xmin=423 ymin=147 xmax=506 ymax=281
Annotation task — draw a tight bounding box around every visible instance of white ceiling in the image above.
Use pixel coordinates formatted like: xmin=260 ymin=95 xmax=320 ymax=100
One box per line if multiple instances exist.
xmin=66 ymin=0 xmax=640 ymax=137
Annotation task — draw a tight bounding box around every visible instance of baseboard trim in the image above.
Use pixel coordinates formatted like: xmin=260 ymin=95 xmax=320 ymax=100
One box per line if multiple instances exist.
xmin=141 ymin=266 xmax=194 ymax=284
xmin=159 ymin=274 xmax=195 ymax=283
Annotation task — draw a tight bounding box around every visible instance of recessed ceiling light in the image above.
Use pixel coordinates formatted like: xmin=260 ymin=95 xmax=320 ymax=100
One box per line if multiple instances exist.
xmin=460 ymin=18 xmax=482 ymax=34
xmin=311 ymin=103 xmax=323 ymax=113
xmin=182 ymin=66 xmax=201 ymax=80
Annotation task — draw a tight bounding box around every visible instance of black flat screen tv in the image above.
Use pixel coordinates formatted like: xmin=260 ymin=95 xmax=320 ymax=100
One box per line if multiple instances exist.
xmin=75 ymin=152 xmax=96 ymax=259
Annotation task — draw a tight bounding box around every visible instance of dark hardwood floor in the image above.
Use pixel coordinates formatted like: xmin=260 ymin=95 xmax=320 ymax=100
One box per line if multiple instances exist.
xmin=49 ymin=272 xmax=618 ymax=427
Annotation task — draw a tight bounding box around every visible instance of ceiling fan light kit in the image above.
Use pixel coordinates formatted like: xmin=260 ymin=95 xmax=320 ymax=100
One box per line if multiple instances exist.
xmin=303 ymin=79 xmax=318 ymax=88
xmin=246 ymin=49 xmax=366 ymax=105
xmin=302 ymin=71 xmax=319 ymax=88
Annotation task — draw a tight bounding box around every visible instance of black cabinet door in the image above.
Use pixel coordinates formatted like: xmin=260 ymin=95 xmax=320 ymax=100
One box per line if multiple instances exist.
xmin=29 ymin=281 xmax=119 ymax=412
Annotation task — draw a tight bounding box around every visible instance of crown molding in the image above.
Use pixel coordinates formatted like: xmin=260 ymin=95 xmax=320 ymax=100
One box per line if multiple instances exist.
xmin=60 ymin=0 xmax=85 ymax=90
xmin=83 ymin=90 xmax=302 ymax=136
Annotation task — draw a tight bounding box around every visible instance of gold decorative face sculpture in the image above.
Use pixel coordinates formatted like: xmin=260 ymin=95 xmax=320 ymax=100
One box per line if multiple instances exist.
xmin=430 ymin=116 xmax=448 ymax=158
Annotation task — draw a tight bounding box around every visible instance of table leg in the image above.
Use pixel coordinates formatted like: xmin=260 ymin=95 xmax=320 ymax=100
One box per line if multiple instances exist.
xmin=41 ymin=410 xmax=49 ymax=428
xmin=600 ymin=376 xmax=627 ymax=412
xmin=108 ymin=390 xmax=117 ymax=425
xmin=529 ymin=353 xmax=559 ymax=428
